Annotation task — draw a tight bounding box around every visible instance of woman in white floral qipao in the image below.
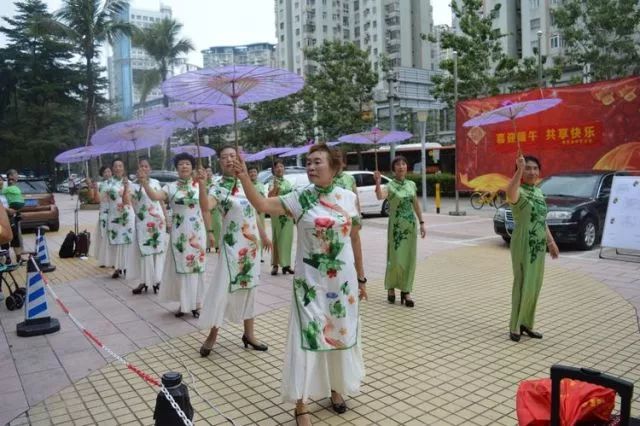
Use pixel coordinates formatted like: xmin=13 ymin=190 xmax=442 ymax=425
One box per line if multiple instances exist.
xmin=198 ymin=146 xmax=272 ymax=357
xmin=87 ymin=166 xmax=114 ymax=268
xmin=130 ymin=157 xmax=167 ymax=295
xmin=104 ymin=159 xmax=140 ymax=280
xmin=138 ymin=153 xmax=208 ymax=318
xmin=236 ymin=144 xmax=367 ymax=426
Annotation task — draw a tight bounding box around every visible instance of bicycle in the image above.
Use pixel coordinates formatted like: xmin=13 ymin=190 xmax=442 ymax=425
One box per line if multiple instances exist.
xmin=469 ymin=190 xmax=505 ymax=210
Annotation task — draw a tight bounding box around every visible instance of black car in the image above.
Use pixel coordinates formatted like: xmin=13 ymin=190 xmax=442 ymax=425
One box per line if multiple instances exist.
xmin=493 ymin=171 xmax=625 ymax=250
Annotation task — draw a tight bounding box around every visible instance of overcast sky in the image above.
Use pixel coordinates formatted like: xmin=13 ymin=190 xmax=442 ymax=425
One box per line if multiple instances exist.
xmin=0 ymin=0 xmax=452 ymax=67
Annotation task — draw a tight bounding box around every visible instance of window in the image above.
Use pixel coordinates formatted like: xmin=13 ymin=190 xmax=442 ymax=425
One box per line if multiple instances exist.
xmin=357 ymin=174 xmax=375 ymax=187
xmin=280 ymin=35 xmax=285 ymax=41
xmin=530 ymin=18 xmax=540 ymax=30
xmin=550 ymin=34 xmax=560 ymax=48
xmin=280 ymin=23 xmax=284 ymax=29
xmin=296 ymin=28 xmax=300 ymax=35
xmin=323 ymin=25 xmax=328 ymax=33
xmin=530 ymin=0 xmax=539 ymax=8
xmin=295 ymin=15 xmax=300 ymax=22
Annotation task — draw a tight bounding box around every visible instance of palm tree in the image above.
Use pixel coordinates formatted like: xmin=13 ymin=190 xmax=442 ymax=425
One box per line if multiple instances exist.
xmin=133 ymin=68 xmax=161 ymax=114
xmin=133 ymin=17 xmax=193 ymax=166
xmin=132 ymin=17 xmax=193 ymax=108
xmin=55 ymin=0 xmax=135 ymax=145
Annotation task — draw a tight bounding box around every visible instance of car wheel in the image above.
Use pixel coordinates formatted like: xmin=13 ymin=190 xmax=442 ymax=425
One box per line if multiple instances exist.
xmin=501 ymin=235 xmax=511 ymax=244
xmin=49 ymin=221 xmax=60 ymax=232
xmin=578 ymin=217 xmax=597 ymax=250
xmin=381 ymin=200 xmax=390 ymax=217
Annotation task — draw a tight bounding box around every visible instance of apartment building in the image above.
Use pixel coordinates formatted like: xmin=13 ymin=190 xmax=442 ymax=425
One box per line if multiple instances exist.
xmin=202 ymin=43 xmax=277 ymax=68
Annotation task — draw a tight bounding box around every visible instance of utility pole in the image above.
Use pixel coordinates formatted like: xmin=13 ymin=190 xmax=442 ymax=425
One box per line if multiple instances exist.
xmin=537 ymin=30 xmax=543 ymax=87
xmin=387 ymin=71 xmax=397 ymax=161
xmin=449 ymin=50 xmax=466 ymax=216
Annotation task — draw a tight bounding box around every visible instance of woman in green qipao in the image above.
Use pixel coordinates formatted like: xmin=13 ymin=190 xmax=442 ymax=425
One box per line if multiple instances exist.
xmin=205 ymin=167 xmax=222 ymax=253
xmin=197 ymin=147 xmax=272 ymax=357
xmin=333 ymin=151 xmax=367 ymax=287
xmin=374 ymin=156 xmax=426 ymax=307
xmin=249 ymin=166 xmax=268 ymax=259
xmin=236 ymin=144 xmax=368 ymax=426
xmin=506 ymin=154 xmax=559 ymax=342
xmin=269 ymin=159 xmax=295 ymax=275
xmin=138 ymin=153 xmax=208 ymax=318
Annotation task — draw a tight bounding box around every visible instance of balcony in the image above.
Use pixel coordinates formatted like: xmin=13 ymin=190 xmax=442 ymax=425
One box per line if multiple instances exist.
xmin=303 ymin=24 xmax=316 ymax=33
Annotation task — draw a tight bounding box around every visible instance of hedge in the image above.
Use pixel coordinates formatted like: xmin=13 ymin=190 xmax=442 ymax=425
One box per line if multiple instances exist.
xmin=404 ymin=173 xmax=456 ymax=196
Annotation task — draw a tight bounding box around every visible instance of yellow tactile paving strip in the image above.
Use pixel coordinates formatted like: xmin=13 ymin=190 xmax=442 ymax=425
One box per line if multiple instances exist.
xmin=9 ymin=245 xmax=640 ymax=425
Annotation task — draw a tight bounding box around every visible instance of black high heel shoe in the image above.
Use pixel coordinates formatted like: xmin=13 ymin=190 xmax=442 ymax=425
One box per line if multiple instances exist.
xmin=175 ymin=311 xmax=185 ymax=318
xmin=242 ymin=335 xmax=268 ymax=351
xmin=199 ymin=344 xmax=213 ymax=357
xmin=387 ymin=290 xmax=396 ymax=304
xmin=192 ymin=309 xmax=200 ymax=318
xmin=400 ymin=292 xmax=414 ymax=308
xmin=271 ymin=266 xmax=278 ymax=276
xmin=520 ymin=325 xmax=543 ymax=339
xmin=510 ymin=332 xmax=521 ymax=342
xmin=111 ymin=269 xmax=121 ymax=279
xmin=152 ymin=283 xmax=160 ymax=294
xmin=282 ymin=266 xmax=295 ymax=274
xmin=132 ymin=284 xmax=147 ymax=295
xmin=330 ymin=391 xmax=347 ymax=414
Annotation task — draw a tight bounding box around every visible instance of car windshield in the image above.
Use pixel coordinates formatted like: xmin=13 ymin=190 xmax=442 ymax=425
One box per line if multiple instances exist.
xmin=16 ymin=180 xmax=50 ymax=194
xmin=539 ymin=175 xmax=600 ymax=198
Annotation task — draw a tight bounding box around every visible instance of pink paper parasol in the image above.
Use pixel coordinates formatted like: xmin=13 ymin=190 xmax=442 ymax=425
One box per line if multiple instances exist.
xmin=462 ymin=98 xmax=562 ymax=154
xmin=171 ymin=145 xmax=216 ymax=158
xmin=338 ymin=128 xmax=413 ymax=170
xmin=162 ymin=65 xmax=304 ymax=149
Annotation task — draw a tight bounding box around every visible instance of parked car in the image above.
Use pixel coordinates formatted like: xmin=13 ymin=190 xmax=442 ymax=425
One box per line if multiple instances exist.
xmin=15 ymin=178 xmax=60 ymax=232
xmin=148 ymin=170 xmax=178 ymax=184
xmin=493 ymin=170 xmax=626 ymax=250
xmin=259 ymin=168 xmax=392 ymax=216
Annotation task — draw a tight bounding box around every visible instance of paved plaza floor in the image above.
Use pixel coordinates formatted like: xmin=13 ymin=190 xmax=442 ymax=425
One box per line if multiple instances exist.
xmin=2 ymin=194 xmax=640 ymax=425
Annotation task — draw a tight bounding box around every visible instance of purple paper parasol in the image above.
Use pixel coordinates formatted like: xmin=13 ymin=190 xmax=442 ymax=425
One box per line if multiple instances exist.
xmin=162 ymin=65 xmax=305 ymax=148
xmin=171 ymin=145 xmax=216 ymax=158
xmin=98 ymin=138 xmax=160 ymax=154
xmin=279 ymin=142 xmax=340 ymax=158
xmin=91 ymin=120 xmax=168 ymax=147
xmin=142 ymin=104 xmax=247 ymax=161
xmin=245 ymin=147 xmax=293 ymax=162
xmin=462 ymin=98 xmax=562 ymax=153
xmin=54 ymin=145 xmax=104 ymax=164
xmin=339 ymin=128 xmax=413 ymax=170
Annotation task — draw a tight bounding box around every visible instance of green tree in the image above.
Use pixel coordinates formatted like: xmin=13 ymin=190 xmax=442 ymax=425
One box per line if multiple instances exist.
xmin=55 ymin=0 xmax=135 ymax=144
xmin=424 ymin=0 xmax=507 ymax=106
xmin=132 ymin=17 xmax=193 ymax=107
xmin=0 ymin=0 xmax=84 ymax=174
xmin=132 ymin=68 xmax=161 ymax=114
xmin=552 ymin=0 xmax=640 ymax=81
xmin=495 ymin=56 xmax=562 ymax=93
xmin=303 ymin=41 xmax=378 ymax=139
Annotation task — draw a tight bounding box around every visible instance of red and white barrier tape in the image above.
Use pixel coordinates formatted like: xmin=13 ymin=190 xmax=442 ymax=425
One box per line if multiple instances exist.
xmin=33 ymin=259 xmax=193 ymax=426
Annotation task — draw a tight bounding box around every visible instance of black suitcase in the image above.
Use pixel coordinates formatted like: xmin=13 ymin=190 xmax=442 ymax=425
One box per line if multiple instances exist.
xmin=551 ymin=364 xmax=639 ymax=426
xmin=75 ymin=231 xmax=90 ymax=257
xmin=59 ymin=231 xmax=76 ymax=258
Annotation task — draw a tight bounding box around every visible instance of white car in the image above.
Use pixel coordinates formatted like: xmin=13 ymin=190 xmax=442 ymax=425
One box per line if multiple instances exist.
xmin=261 ymin=170 xmax=392 ymax=216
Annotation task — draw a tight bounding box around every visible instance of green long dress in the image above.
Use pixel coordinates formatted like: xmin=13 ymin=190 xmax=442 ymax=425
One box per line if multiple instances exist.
xmin=206 ymin=177 xmax=222 ymax=252
xmin=270 ymin=176 xmax=294 ymax=268
xmin=384 ymin=179 xmax=418 ymax=292
xmin=509 ymin=184 xmax=548 ymax=333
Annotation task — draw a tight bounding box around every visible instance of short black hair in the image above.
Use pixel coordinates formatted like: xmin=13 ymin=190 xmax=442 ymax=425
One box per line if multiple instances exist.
xmin=272 ymin=159 xmax=285 ymax=174
xmin=248 ymin=166 xmax=259 ymax=172
xmin=524 ymin=155 xmax=541 ymax=170
xmin=391 ymin=155 xmax=409 ymax=172
xmin=218 ymin=145 xmax=238 ymax=157
xmin=138 ymin=156 xmax=150 ymax=166
xmin=173 ymin=152 xmax=196 ymax=169
xmin=99 ymin=166 xmax=111 ymax=177
xmin=111 ymin=158 xmax=126 ymax=172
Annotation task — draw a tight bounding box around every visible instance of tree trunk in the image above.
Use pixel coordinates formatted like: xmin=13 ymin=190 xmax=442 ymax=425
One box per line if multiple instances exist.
xmin=161 ymin=65 xmax=172 ymax=169
xmin=84 ymin=54 xmax=98 ymax=178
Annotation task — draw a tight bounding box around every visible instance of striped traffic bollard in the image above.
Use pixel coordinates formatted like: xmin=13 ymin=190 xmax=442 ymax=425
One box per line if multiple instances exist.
xmin=35 ymin=226 xmax=56 ymax=273
xmin=16 ymin=256 xmax=60 ymax=337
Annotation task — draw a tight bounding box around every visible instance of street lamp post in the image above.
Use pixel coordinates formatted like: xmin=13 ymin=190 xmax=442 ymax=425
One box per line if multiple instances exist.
xmin=387 ymin=73 xmax=397 ymax=161
xmin=417 ymin=110 xmax=429 ymax=211
xmin=449 ymin=50 xmax=466 ymax=216
xmin=537 ymin=30 xmax=543 ymax=87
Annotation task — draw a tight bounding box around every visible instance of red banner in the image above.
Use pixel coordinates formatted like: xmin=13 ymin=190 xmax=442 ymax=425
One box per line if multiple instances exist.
xmin=456 ymin=76 xmax=640 ymax=191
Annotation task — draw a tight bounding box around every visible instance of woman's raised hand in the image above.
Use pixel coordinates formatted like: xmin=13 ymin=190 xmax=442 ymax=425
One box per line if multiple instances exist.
xmin=194 ymin=167 xmax=207 ymax=183
xmin=233 ymin=156 xmax=249 ymax=180
xmin=373 ymin=170 xmax=382 ymax=185
xmin=516 ymin=155 xmax=526 ymax=172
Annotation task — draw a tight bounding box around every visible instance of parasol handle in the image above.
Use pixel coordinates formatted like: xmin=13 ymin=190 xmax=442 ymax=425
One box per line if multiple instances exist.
xmin=374 ymin=146 xmax=379 ymax=171
xmin=511 ymin=117 xmax=522 ymax=157
xmin=194 ymin=126 xmax=202 ymax=168
xmin=232 ymin=96 xmax=239 ymax=151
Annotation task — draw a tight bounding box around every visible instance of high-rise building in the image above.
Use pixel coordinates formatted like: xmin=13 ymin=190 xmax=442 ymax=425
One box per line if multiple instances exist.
xmin=275 ymin=0 xmax=436 ymax=77
xmin=201 ymin=43 xmax=277 ymax=68
xmin=108 ymin=5 xmax=173 ymax=118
